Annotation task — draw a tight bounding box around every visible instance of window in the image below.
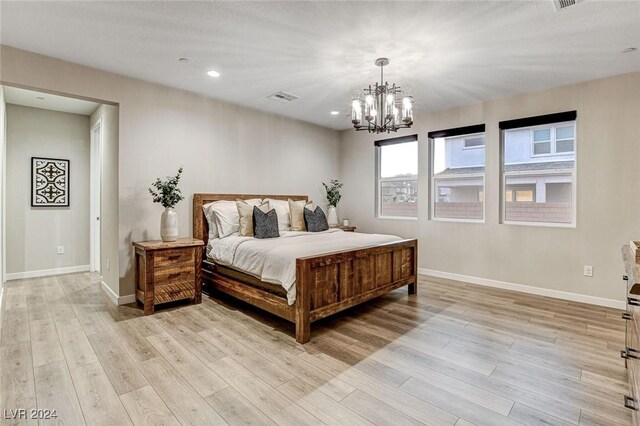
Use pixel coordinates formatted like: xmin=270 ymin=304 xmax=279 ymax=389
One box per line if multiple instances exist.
xmin=500 ymin=111 xmax=576 ymax=226
xmin=376 ymin=135 xmax=418 ymax=218
xmin=463 ymin=137 xmax=485 ymax=149
xmin=532 ymin=125 xmax=575 ymax=156
xmin=429 ymin=125 xmax=485 ymax=221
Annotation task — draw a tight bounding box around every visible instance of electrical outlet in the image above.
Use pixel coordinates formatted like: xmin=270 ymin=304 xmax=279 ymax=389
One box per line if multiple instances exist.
xmin=106 ymin=259 xmax=110 ymax=271
xmin=584 ymin=265 xmax=593 ymax=277
xmin=57 ymin=246 xmax=64 ymax=255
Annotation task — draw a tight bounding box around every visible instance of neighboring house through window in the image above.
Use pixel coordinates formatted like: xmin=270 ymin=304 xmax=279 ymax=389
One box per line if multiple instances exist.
xmin=429 ymin=124 xmax=486 ymax=221
xmin=375 ymin=135 xmax=418 ymax=218
xmin=500 ymin=111 xmax=577 ymax=226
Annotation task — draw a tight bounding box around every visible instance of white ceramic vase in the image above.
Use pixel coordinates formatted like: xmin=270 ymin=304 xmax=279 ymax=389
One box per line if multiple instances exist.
xmin=161 ymin=207 xmax=179 ymax=242
xmin=327 ymin=205 xmax=339 ymax=228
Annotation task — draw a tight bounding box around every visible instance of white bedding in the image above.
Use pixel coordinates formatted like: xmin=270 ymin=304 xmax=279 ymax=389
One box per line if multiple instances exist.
xmin=207 ymin=229 xmax=402 ymax=304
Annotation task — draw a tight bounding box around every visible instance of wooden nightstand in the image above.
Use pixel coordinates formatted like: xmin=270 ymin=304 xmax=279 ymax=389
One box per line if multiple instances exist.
xmin=133 ymin=238 xmax=204 ymax=315
xmin=338 ymin=225 xmax=357 ymax=232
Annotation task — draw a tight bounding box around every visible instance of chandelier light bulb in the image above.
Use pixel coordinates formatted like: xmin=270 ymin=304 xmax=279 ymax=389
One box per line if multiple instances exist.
xmin=351 ymin=99 xmax=363 ymax=125
xmin=402 ymin=96 xmax=414 ymax=124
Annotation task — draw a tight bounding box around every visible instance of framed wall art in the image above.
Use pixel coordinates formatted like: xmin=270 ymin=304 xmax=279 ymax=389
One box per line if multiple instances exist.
xmin=31 ymin=157 xmax=70 ymax=207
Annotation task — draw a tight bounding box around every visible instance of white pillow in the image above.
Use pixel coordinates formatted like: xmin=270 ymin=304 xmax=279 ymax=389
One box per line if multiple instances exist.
xmin=264 ymin=198 xmax=291 ymax=231
xmin=211 ymin=199 xmax=262 ymax=238
xmin=202 ymin=202 xmax=219 ymax=240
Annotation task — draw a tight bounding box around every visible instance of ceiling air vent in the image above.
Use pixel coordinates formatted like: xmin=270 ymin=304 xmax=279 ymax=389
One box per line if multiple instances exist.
xmin=553 ymin=0 xmax=583 ymax=11
xmin=267 ymin=91 xmax=299 ymax=103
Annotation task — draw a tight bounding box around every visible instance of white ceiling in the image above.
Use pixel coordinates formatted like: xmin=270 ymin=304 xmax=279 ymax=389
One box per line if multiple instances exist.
xmin=1 ymin=1 xmax=639 ymax=130
xmin=4 ymin=86 xmax=99 ymax=116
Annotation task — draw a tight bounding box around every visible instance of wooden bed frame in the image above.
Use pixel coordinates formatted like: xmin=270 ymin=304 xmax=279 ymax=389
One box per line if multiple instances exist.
xmin=193 ymin=193 xmax=418 ymax=343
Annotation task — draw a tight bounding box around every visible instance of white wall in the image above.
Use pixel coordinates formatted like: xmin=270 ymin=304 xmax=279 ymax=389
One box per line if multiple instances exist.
xmin=5 ymin=104 xmax=90 ymax=277
xmin=90 ymin=104 xmax=119 ymax=297
xmin=0 ymin=45 xmax=340 ymax=298
xmin=339 ymin=72 xmax=640 ymax=305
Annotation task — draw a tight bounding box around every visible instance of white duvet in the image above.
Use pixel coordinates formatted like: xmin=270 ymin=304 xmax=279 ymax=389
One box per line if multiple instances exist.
xmin=207 ymin=229 xmax=402 ymax=304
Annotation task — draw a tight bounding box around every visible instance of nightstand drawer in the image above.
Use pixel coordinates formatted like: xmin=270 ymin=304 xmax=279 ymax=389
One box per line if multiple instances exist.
xmin=154 ymin=263 xmax=195 ymax=286
xmin=155 ymin=282 xmax=196 ymax=304
xmin=154 ymin=248 xmax=194 ymax=268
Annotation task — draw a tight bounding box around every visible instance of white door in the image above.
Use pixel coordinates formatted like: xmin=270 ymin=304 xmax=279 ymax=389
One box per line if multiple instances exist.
xmin=90 ymin=120 xmax=102 ymax=274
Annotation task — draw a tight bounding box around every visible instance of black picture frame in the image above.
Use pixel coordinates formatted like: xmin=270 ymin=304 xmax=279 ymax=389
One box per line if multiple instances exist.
xmin=31 ymin=157 xmax=70 ymax=207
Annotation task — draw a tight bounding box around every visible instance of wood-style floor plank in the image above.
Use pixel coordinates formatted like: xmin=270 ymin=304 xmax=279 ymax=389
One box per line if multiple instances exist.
xmin=33 ymin=361 xmax=85 ymax=425
xmin=68 ymin=361 xmax=132 ymax=425
xmin=0 ymin=342 xmax=37 ymax=421
xmin=120 ymin=385 xmax=181 ymax=426
xmin=137 ymin=357 xmax=226 ymax=426
xmin=86 ymin=331 xmax=148 ymax=396
xmin=205 ymin=387 xmax=277 ymax=426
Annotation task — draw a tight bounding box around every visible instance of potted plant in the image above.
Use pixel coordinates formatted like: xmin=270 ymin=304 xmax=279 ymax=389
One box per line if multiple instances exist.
xmin=149 ymin=166 xmax=184 ymax=242
xmin=322 ymin=179 xmax=343 ymax=227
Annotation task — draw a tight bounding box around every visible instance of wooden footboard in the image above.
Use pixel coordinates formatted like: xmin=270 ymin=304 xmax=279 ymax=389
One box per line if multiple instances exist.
xmin=294 ymin=238 xmax=418 ymax=343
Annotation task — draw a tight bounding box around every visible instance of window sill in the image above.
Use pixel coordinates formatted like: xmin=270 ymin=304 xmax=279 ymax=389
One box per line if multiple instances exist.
xmin=377 ymin=216 xmax=418 ymax=221
xmin=502 ymin=220 xmax=576 ymax=229
xmin=431 ymin=217 xmax=485 ymax=224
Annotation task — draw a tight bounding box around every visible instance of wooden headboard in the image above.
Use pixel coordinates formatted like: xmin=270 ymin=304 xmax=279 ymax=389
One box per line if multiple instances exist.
xmin=192 ymin=193 xmax=308 ymax=246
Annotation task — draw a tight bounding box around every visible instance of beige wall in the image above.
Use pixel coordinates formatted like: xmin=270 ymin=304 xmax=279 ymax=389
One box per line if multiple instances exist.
xmin=6 ymin=104 xmax=90 ymax=275
xmin=0 ymin=86 xmax=6 ymax=285
xmin=90 ymin=104 xmax=119 ymax=297
xmin=0 ymin=45 xmax=340 ymax=298
xmin=339 ymin=72 xmax=640 ymax=304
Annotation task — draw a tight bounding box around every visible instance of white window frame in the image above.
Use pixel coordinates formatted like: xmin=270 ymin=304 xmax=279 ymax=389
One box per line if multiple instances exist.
xmin=502 ymin=121 xmax=577 ymax=228
xmin=376 ymin=140 xmax=418 ymax=221
xmin=430 ymin=131 xmax=486 ymax=223
xmin=530 ymin=122 xmax=575 ymax=158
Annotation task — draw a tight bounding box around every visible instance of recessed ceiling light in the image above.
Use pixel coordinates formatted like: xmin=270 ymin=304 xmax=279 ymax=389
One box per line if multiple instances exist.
xmin=207 ymin=70 xmax=221 ymax=78
xmin=623 ymin=47 xmax=638 ymax=54
xmin=36 ymin=96 xmax=45 ymax=100
xmin=178 ymin=57 xmax=189 ymax=63
xmin=330 ymin=111 xmax=340 ymax=115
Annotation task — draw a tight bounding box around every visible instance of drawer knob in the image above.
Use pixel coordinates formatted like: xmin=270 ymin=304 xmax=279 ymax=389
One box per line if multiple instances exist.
xmin=622 ymin=312 xmax=633 ymax=321
xmin=625 ymin=395 xmax=638 ymax=411
xmin=623 ymin=275 xmax=629 ymax=281
xmin=628 ymin=297 xmax=640 ymax=307
xmin=621 ymin=347 xmax=639 ymax=360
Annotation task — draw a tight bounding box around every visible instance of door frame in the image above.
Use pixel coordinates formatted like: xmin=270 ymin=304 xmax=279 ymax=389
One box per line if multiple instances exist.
xmin=90 ymin=119 xmax=102 ymax=274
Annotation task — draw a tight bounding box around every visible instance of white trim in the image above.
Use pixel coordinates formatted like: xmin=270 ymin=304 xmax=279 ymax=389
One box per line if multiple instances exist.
xmin=503 ymin=220 xmax=576 ymax=229
xmin=432 ymin=217 xmax=485 ymax=224
xmin=418 ymin=268 xmax=625 ymax=310
xmin=378 ymin=216 xmax=418 ymax=221
xmin=99 ymin=281 xmax=136 ymax=306
xmin=90 ymin=119 xmax=103 ymax=273
xmin=6 ymin=265 xmax=91 ymax=281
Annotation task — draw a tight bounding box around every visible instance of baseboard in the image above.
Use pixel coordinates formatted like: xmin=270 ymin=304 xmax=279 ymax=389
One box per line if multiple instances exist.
xmin=118 ymin=294 xmax=136 ymax=305
xmin=418 ymin=268 xmax=625 ymax=310
xmin=6 ymin=265 xmax=91 ymax=281
xmin=99 ymin=281 xmax=136 ymax=306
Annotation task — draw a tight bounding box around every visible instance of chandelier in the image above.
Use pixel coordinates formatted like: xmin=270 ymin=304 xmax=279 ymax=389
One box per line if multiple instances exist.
xmin=351 ymin=58 xmax=414 ymax=134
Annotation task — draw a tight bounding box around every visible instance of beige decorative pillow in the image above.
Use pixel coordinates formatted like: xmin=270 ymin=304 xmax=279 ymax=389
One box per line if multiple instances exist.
xmin=237 ymin=199 xmax=270 ymax=237
xmin=289 ymin=199 xmax=313 ymax=231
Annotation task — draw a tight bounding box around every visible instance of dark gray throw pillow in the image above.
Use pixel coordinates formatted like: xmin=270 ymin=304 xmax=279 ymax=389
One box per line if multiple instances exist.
xmin=253 ymin=206 xmax=280 ymax=239
xmin=304 ymin=206 xmax=329 ymax=232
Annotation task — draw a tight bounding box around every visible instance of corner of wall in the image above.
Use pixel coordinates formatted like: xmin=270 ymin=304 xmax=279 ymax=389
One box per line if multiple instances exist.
xmin=0 ymin=85 xmax=6 ymax=289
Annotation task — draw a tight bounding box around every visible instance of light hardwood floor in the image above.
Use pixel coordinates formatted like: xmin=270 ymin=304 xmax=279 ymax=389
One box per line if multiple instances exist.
xmin=0 ymin=272 xmax=631 ymax=425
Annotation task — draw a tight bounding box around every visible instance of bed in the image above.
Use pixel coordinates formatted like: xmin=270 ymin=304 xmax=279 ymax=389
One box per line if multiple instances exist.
xmin=193 ymin=193 xmax=418 ymax=343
